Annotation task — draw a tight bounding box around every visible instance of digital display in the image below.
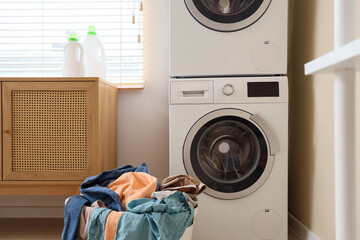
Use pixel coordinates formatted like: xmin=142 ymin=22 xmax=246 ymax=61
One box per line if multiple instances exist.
xmin=247 ymin=82 xmax=279 ymax=97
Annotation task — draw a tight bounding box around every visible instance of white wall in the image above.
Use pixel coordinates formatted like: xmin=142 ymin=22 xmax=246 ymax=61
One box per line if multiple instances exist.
xmin=117 ymin=0 xmax=170 ymax=181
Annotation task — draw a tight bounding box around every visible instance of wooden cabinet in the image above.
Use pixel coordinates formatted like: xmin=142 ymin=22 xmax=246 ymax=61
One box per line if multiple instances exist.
xmin=0 ymin=78 xmax=117 ymax=195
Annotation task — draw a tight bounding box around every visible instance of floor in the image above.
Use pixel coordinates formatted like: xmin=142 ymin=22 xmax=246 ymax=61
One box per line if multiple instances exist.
xmin=0 ymin=219 xmax=63 ymax=240
xmin=289 ymin=230 xmax=301 ymax=240
xmin=0 ymin=218 xmax=301 ymax=240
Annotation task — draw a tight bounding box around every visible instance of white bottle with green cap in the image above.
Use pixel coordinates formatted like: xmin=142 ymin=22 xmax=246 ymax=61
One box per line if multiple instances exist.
xmin=63 ymin=34 xmax=85 ymax=77
xmin=82 ymin=26 xmax=106 ymax=80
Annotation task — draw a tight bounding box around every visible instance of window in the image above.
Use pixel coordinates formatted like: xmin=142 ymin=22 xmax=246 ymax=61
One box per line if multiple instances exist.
xmin=0 ymin=0 xmax=144 ymax=88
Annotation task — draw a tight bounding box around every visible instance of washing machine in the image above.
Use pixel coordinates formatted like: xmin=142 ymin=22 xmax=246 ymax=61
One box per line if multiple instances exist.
xmin=169 ymin=76 xmax=288 ymax=240
xmin=169 ymin=0 xmax=288 ymax=77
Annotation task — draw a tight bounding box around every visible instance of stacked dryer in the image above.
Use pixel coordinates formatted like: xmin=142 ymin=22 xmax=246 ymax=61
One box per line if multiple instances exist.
xmin=169 ymin=1 xmax=288 ymax=240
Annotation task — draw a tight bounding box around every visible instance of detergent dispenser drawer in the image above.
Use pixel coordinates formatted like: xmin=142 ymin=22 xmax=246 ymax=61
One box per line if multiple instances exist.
xmin=170 ymin=80 xmax=214 ymax=104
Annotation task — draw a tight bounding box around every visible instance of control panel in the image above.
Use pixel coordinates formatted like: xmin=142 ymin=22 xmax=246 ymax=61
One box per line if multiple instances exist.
xmin=170 ymin=77 xmax=288 ymax=104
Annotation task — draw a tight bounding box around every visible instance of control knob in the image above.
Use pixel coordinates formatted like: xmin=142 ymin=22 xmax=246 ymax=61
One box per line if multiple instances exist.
xmin=222 ymin=84 xmax=234 ymax=96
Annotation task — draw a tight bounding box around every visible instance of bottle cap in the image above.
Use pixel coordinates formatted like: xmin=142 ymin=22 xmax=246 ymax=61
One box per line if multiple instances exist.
xmin=68 ymin=34 xmax=78 ymax=41
xmin=87 ymin=26 xmax=97 ymax=35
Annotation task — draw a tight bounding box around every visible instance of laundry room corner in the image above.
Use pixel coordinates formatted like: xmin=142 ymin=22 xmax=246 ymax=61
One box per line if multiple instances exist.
xmin=1 ymin=0 xmax=360 ymax=239
xmin=117 ymin=0 xmax=171 ymax=181
xmin=289 ymin=0 xmax=360 ymax=239
xmin=117 ymin=0 xmax=360 ymax=238
xmin=288 ymin=0 xmax=335 ymax=238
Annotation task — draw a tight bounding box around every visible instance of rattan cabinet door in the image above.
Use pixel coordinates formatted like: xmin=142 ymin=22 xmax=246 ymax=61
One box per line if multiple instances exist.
xmin=2 ymin=82 xmax=95 ymax=181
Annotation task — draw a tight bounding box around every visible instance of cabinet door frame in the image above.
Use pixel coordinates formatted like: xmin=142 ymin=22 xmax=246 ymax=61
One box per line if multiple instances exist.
xmin=2 ymin=81 xmax=96 ymax=181
xmin=0 ymin=83 xmax=2 ymax=181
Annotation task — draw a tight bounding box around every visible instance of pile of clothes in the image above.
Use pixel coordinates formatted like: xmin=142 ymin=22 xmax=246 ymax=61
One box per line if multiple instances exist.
xmin=61 ymin=163 xmax=206 ymax=240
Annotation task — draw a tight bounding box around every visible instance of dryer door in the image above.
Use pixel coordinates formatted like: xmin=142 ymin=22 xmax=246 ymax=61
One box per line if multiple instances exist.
xmin=184 ymin=0 xmax=271 ymax=32
xmin=183 ymin=109 xmax=278 ymax=200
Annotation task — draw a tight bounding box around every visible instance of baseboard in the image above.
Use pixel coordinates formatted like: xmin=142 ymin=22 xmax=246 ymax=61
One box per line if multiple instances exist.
xmin=0 ymin=196 xmax=66 ymax=218
xmin=0 ymin=207 xmax=64 ymax=218
xmin=288 ymin=213 xmax=322 ymax=240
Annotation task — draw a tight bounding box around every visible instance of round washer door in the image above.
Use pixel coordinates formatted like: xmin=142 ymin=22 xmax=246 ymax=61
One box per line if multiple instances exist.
xmin=183 ymin=109 xmax=277 ymax=200
xmin=184 ymin=0 xmax=272 ymax=32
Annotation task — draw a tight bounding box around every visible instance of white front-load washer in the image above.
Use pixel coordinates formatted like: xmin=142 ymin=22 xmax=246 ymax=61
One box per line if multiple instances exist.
xmin=169 ymin=0 xmax=288 ymax=77
xmin=169 ymin=76 xmax=288 ymax=240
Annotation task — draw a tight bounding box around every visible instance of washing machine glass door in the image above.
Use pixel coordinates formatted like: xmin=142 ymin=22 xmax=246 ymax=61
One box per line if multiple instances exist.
xmin=184 ymin=109 xmax=276 ymax=200
xmin=184 ymin=0 xmax=271 ymax=32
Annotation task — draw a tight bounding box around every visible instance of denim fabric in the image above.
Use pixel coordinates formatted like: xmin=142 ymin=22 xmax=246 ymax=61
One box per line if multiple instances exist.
xmin=87 ymin=208 xmax=112 ymax=240
xmin=114 ymin=191 xmax=194 ymax=240
xmin=61 ymin=195 xmax=90 ymax=240
xmin=80 ymin=163 xmax=150 ymax=211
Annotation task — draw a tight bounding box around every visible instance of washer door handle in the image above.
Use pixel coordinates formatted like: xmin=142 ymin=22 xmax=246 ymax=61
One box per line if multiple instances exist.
xmin=250 ymin=114 xmax=279 ymax=155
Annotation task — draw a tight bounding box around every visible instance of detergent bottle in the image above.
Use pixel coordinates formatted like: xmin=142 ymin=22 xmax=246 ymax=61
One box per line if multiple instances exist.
xmin=82 ymin=26 xmax=106 ymax=80
xmin=63 ymin=34 xmax=84 ymax=77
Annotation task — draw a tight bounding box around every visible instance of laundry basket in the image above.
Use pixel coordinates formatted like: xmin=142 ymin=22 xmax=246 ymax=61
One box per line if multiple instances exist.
xmin=64 ymin=198 xmax=197 ymax=240
xmin=180 ymin=207 xmax=198 ymax=240
xmin=62 ymin=166 xmax=205 ymax=240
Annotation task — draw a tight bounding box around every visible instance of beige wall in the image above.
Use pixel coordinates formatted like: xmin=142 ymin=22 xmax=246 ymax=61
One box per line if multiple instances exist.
xmin=288 ymin=0 xmax=335 ymax=238
xmin=289 ymin=0 xmax=360 ymax=239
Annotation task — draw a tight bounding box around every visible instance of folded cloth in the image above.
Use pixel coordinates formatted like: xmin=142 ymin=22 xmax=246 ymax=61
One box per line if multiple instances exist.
xmin=78 ymin=200 xmax=107 ymax=240
xmin=108 ymin=172 xmax=158 ymax=210
xmin=61 ymin=195 xmax=90 ymax=240
xmin=114 ymin=191 xmax=194 ymax=240
xmin=80 ymin=163 xmax=150 ymax=211
xmin=160 ymin=175 xmax=206 ymax=200
xmin=88 ymin=208 xmax=112 ymax=240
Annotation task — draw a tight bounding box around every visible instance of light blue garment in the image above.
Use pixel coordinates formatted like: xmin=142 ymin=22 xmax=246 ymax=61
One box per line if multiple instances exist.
xmin=88 ymin=207 xmax=112 ymax=240
xmin=114 ymin=191 xmax=194 ymax=240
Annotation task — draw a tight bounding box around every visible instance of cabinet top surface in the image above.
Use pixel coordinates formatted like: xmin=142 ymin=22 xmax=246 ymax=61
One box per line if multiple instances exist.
xmin=0 ymin=77 xmax=117 ymax=88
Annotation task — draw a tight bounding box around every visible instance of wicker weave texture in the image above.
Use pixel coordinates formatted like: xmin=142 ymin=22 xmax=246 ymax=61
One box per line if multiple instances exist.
xmin=11 ymin=90 xmax=88 ymax=172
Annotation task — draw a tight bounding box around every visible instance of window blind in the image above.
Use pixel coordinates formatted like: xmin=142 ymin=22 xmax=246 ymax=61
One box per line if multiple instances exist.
xmin=0 ymin=0 xmax=144 ymax=88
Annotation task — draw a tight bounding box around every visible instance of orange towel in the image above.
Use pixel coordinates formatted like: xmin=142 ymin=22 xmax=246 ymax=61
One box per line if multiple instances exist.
xmin=108 ymin=172 xmax=157 ymax=210
xmin=104 ymin=211 xmax=124 ymax=240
